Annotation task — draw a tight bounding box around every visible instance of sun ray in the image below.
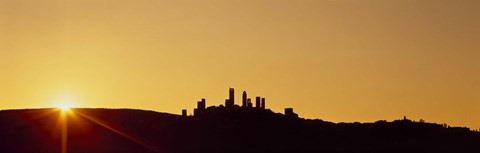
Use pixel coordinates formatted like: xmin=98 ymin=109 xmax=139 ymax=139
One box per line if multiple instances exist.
xmin=73 ymin=110 xmax=159 ymax=152
xmin=60 ymin=110 xmax=68 ymax=153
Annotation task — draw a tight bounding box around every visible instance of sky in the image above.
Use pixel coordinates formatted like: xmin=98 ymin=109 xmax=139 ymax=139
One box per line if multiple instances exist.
xmin=0 ymin=0 xmax=479 ymax=129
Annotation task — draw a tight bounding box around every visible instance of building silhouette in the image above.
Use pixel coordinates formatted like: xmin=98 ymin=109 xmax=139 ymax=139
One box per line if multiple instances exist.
xmin=242 ymin=91 xmax=247 ymax=107
xmin=225 ymin=88 xmax=235 ymax=108
xmin=182 ymin=109 xmax=187 ymax=117
xmin=255 ymin=97 xmax=261 ymax=108
xmin=285 ymin=108 xmax=298 ymax=118
xmin=199 ymin=98 xmax=206 ymax=110
xmin=194 ymin=98 xmax=206 ymax=116
xmin=229 ymin=88 xmax=234 ymax=104
xmin=261 ymin=98 xmax=265 ymax=109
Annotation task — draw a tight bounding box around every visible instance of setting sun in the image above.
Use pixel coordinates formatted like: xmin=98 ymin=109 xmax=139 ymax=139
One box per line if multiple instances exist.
xmin=53 ymin=96 xmax=77 ymax=112
xmin=55 ymin=101 xmax=74 ymax=112
xmin=58 ymin=104 xmax=70 ymax=111
xmin=58 ymin=105 xmax=71 ymax=111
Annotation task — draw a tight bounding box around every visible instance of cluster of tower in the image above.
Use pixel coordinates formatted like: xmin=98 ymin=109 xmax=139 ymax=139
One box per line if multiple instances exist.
xmin=182 ymin=87 xmax=296 ymax=118
xmin=240 ymin=90 xmax=265 ymax=109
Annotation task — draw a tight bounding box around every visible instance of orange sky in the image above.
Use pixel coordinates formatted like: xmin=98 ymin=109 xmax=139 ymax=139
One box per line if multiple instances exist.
xmin=0 ymin=0 xmax=479 ymax=129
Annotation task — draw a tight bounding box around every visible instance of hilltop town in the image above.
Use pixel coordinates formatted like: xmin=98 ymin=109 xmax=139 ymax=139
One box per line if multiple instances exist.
xmin=181 ymin=88 xmax=298 ymax=118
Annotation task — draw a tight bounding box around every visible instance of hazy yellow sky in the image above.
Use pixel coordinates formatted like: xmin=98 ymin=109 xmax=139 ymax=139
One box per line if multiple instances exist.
xmin=1 ymin=0 xmax=479 ymax=128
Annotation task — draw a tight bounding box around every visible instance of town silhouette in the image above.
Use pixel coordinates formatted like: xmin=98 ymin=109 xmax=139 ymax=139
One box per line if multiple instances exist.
xmin=184 ymin=88 xmax=298 ymax=119
xmin=0 ymin=88 xmax=479 ymax=153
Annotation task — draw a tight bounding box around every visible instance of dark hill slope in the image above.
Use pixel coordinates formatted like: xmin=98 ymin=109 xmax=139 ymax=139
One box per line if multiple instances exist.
xmin=0 ymin=108 xmax=479 ymax=153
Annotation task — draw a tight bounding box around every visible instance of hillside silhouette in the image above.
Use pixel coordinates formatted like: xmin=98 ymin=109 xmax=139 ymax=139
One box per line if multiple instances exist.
xmin=0 ymin=107 xmax=479 ymax=153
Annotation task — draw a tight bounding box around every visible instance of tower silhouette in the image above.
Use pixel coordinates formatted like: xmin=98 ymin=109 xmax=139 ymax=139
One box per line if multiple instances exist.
xmin=229 ymin=88 xmax=234 ymax=104
xmin=242 ymin=91 xmax=247 ymax=107
xmin=226 ymin=88 xmax=235 ymax=108
xmin=255 ymin=96 xmax=261 ymax=108
xmin=261 ymin=98 xmax=265 ymax=109
xmin=199 ymin=98 xmax=206 ymax=110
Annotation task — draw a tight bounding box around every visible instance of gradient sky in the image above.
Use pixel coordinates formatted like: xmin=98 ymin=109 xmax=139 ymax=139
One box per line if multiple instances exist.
xmin=1 ymin=0 xmax=479 ymax=129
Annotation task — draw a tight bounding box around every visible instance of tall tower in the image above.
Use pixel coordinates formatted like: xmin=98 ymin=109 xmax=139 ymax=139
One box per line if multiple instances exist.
xmin=198 ymin=98 xmax=206 ymax=111
xmin=242 ymin=91 xmax=247 ymax=107
xmin=261 ymin=98 xmax=265 ymax=109
xmin=229 ymin=88 xmax=235 ymax=104
xmin=225 ymin=88 xmax=235 ymax=108
xmin=255 ymin=96 xmax=261 ymax=108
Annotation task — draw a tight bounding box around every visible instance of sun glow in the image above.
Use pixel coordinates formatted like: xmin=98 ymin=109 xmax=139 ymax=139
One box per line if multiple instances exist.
xmin=53 ymin=96 xmax=78 ymax=112
xmin=55 ymin=100 xmax=75 ymax=112
xmin=58 ymin=104 xmax=71 ymax=111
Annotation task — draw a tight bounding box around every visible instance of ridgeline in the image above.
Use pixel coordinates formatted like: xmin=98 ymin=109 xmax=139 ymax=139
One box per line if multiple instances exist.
xmin=0 ymin=107 xmax=479 ymax=153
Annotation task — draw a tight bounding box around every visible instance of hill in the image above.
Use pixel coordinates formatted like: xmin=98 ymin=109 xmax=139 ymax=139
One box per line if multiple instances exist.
xmin=0 ymin=108 xmax=479 ymax=153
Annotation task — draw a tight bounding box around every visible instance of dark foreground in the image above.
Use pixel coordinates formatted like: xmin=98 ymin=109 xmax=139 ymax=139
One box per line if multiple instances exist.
xmin=0 ymin=108 xmax=479 ymax=153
